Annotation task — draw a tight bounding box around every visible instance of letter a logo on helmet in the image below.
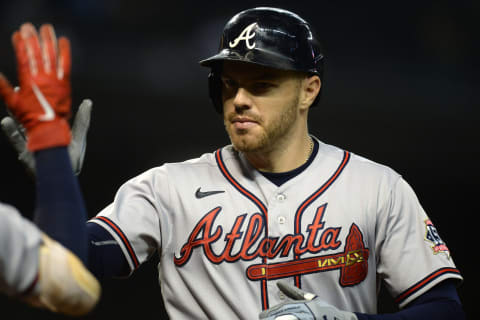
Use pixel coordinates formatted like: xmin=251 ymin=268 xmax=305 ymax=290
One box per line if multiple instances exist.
xmin=229 ymin=22 xmax=257 ymax=49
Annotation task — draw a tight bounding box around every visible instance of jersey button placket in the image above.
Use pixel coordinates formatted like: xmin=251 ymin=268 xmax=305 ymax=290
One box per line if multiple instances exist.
xmin=275 ymin=193 xmax=287 ymax=226
xmin=267 ymin=191 xmax=289 ymax=304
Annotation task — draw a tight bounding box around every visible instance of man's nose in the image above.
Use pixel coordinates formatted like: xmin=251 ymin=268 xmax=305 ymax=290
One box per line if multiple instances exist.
xmin=233 ymin=87 xmax=253 ymax=112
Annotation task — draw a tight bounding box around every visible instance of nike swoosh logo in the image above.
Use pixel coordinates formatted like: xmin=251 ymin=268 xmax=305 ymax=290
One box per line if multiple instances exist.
xmin=195 ymin=187 xmax=225 ymax=199
xmin=32 ymin=83 xmax=55 ymax=121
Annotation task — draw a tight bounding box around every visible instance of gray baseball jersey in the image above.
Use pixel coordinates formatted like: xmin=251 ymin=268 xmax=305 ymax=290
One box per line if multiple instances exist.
xmin=90 ymin=137 xmax=462 ymax=319
xmin=0 ymin=202 xmax=41 ymax=296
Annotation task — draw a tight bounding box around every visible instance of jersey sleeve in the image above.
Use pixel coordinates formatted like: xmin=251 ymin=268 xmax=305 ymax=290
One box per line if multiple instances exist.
xmin=375 ymin=177 xmax=462 ymax=308
xmin=0 ymin=203 xmax=42 ymax=296
xmin=88 ymin=166 xmax=172 ymax=274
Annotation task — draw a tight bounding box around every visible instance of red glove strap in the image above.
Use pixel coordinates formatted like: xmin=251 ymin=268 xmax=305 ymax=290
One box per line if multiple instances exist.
xmin=27 ymin=118 xmax=71 ymax=151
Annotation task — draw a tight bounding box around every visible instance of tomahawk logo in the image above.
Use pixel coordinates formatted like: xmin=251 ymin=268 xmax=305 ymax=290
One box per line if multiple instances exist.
xmin=229 ymin=22 xmax=257 ymax=49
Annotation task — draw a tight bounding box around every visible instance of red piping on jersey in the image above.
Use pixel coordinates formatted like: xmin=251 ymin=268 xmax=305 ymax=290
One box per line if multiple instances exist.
xmin=294 ymin=151 xmax=351 ymax=288
xmin=215 ymin=150 xmax=268 ymax=214
xmin=394 ymin=267 xmax=461 ymax=304
xmin=20 ymin=273 xmax=39 ymax=296
xmin=215 ymin=149 xmax=270 ymax=310
xmin=95 ymin=216 xmax=140 ymax=269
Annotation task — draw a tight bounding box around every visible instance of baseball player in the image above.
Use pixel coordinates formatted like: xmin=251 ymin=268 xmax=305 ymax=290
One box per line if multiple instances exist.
xmin=3 ymin=8 xmax=465 ymax=320
xmin=0 ymin=22 xmax=100 ymax=316
xmin=83 ymin=7 xmax=464 ymax=319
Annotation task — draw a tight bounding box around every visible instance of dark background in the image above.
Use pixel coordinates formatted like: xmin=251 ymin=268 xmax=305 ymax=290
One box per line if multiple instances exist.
xmin=0 ymin=0 xmax=477 ymax=319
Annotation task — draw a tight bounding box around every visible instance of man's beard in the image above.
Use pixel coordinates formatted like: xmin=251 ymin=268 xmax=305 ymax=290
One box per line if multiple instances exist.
xmin=224 ymin=94 xmax=299 ymax=153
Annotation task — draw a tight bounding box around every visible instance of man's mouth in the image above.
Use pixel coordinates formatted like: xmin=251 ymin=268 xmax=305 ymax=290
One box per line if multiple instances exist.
xmin=231 ymin=117 xmax=258 ymax=130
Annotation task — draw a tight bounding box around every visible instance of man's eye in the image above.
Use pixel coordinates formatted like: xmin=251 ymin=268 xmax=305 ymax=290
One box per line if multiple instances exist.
xmin=222 ymin=79 xmax=237 ymax=89
xmin=256 ymin=82 xmax=272 ymax=89
xmin=251 ymin=82 xmax=274 ymax=93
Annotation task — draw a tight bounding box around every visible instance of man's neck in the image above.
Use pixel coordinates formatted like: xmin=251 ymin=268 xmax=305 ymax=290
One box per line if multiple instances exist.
xmin=244 ymin=131 xmax=313 ymax=173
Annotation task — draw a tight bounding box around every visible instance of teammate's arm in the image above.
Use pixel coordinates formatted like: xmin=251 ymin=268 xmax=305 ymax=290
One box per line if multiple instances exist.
xmin=0 ymin=204 xmax=43 ymax=296
xmin=0 ymin=149 xmax=101 ymax=317
xmin=0 ymin=22 xmax=100 ymax=316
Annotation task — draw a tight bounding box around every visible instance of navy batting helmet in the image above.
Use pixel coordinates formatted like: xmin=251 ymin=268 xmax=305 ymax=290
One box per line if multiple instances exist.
xmin=199 ymin=7 xmax=325 ymax=113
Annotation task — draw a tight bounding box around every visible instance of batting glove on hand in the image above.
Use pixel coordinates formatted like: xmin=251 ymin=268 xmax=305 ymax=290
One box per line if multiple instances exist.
xmin=1 ymin=99 xmax=92 ymax=176
xmin=0 ymin=22 xmax=72 ymax=151
xmin=259 ymin=281 xmax=358 ymax=320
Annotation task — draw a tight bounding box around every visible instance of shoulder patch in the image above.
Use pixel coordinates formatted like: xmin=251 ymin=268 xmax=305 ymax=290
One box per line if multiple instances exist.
xmin=424 ymin=219 xmax=450 ymax=259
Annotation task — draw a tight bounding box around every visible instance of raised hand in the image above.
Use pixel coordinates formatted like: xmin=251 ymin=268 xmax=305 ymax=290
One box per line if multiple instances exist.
xmin=0 ymin=22 xmax=72 ymax=151
xmin=1 ymin=99 xmax=92 ymax=175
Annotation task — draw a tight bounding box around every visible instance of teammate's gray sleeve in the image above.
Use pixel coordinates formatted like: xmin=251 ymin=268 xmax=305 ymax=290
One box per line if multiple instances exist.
xmin=0 ymin=203 xmax=42 ymax=296
xmin=375 ymin=177 xmax=462 ymax=307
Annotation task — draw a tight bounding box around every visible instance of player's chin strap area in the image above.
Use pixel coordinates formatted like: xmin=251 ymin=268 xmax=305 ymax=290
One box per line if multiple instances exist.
xmin=22 ymin=234 xmax=101 ymax=316
xmin=259 ymin=281 xmax=358 ymax=320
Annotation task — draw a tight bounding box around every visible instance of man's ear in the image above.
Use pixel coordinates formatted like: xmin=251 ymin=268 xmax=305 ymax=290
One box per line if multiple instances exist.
xmin=299 ymin=75 xmax=321 ymax=111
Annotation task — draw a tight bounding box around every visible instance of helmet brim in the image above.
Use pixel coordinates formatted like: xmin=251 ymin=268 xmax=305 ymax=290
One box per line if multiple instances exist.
xmin=199 ymin=48 xmax=309 ymax=73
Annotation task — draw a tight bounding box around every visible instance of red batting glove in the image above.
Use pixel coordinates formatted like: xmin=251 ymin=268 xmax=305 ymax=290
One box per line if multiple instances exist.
xmin=0 ymin=22 xmax=72 ymax=151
